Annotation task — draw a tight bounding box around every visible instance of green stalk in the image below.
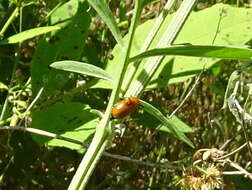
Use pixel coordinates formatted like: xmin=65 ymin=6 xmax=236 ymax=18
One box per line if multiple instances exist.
xmin=67 ymin=1 xmax=143 ymax=189
xmin=0 ymin=6 xmax=21 ymax=121
xmin=0 ymin=7 xmax=19 ymax=37
xmin=79 ymin=137 xmax=110 ymax=189
xmin=147 ymin=145 xmax=164 ymax=190
xmin=125 ymin=0 xmax=197 ymax=97
xmin=122 ymin=0 xmax=176 ymax=95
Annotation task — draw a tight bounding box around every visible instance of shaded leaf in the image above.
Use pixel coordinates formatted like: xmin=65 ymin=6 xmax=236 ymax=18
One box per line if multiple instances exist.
xmin=140 ymin=100 xmax=194 ymax=147
xmin=32 ymin=102 xmax=98 ymax=150
xmin=133 ymin=111 xmax=193 ymax=133
xmin=228 ymin=175 xmax=252 ymax=190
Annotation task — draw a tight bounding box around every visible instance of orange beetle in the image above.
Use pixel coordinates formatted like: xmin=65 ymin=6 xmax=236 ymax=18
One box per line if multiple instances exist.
xmin=112 ymin=97 xmax=140 ymax=119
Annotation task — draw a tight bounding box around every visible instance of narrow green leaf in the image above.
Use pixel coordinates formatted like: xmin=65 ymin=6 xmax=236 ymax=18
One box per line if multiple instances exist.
xmin=129 ymin=45 xmax=252 ymax=62
xmin=0 ymin=26 xmax=60 ymax=45
xmin=50 ymin=60 xmax=114 ymax=81
xmin=133 ymin=111 xmax=193 ymax=133
xmin=87 ymin=0 xmax=123 ymax=47
xmin=159 ymin=115 xmax=194 ymax=133
xmin=140 ymin=100 xmax=194 ymax=148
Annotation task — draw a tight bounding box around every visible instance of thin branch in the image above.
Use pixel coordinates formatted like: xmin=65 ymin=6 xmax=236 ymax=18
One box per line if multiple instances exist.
xmin=217 ymin=142 xmax=247 ymax=160
xmin=0 ymin=125 xmax=180 ymax=170
xmin=169 ymin=70 xmax=202 ymax=118
xmin=228 ymin=86 xmax=252 ymax=159
xmin=227 ymin=159 xmax=252 ymax=180
xmin=0 ymin=126 xmax=89 ymax=147
xmin=103 ymin=152 xmax=180 ymax=170
xmin=26 ymin=87 xmax=44 ymax=113
xmin=234 ymin=98 xmax=252 ymax=122
xmin=219 ymin=139 xmax=233 ymax=150
xmin=222 ymin=171 xmax=252 ymax=175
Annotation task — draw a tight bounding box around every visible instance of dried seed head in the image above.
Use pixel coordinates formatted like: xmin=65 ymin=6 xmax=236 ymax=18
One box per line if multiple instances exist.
xmin=179 ymin=165 xmax=223 ymax=190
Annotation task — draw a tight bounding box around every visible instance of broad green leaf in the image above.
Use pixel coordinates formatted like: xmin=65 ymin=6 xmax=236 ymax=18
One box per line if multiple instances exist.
xmin=140 ymin=100 xmax=194 ymax=148
xmin=31 ymin=1 xmax=93 ymax=151
xmin=31 ymin=0 xmax=91 ymax=96
xmin=87 ymin=0 xmax=123 ymax=47
xmin=50 ymin=60 xmax=114 ymax=81
xmin=130 ymin=45 xmax=252 ymax=62
xmin=0 ymin=26 xmax=60 ymax=45
xmin=32 ymin=102 xmax=98 ymax=150
xmin=92 ymin=4 xmax=252 ymax=89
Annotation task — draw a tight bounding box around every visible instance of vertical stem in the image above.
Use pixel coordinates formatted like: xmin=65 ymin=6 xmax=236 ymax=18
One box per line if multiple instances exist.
xmin=122 ymin=0 xmax=176 ymax=95
xmin=67 ymin=1 xmax=143 ymax=189
xmin=125 ymin=0 xmax=197 ymax=97
xmin=147 ymin=145 xmax=164 ymax=190
xmin=0 ymin=7 xmax=19 ymax=37
xmin=0 ymin=6 xmax=20 ymax=121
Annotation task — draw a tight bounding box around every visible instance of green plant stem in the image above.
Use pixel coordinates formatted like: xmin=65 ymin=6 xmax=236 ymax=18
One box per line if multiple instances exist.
xmin=0 ymin=49 xmax=19 ymax=122
xmin=19 ymin=6 xmax=23 ymax=33
xmin=125 ymin=0 xmax=196 ymax=97
xmin=67 ymin=1 xmax=143 ymax=189
xmin=147 ymin=145 xmax=164 ymax=190
xmin=122 ymin=0 xmax=176 ymax=95
xmin=79 ymin=138 xmax=110 ymax=189
xmin=0 ymin=7 xmax=19 ymax=38
xmin=0 ymin=6 xmax=23 ymax=122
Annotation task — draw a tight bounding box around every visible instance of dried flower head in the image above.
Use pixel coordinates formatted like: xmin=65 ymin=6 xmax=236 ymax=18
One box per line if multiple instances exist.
xmin=179 ymin=165 xmax=223 ymax=190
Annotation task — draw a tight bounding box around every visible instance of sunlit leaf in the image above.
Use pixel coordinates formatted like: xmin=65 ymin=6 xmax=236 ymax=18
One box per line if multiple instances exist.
xmin=0 ymin=26 xmax=60 ymax=45
xmin=92 ymin=4 xmax=252 ymax=89
xmin=50 ymin=61 xmax=114 ymax=81
xmin=130 ymin=45 xmax=252 ymax=62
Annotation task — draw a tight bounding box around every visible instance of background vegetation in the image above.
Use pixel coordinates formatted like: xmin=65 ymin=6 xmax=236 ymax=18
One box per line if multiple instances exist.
xmin=0 ymin=0 xmax=252 ymax=189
